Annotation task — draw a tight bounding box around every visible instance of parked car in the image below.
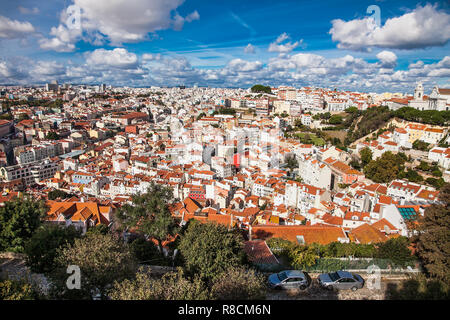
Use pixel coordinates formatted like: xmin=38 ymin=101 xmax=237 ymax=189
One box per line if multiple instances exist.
xmin=268 ymin=270 xmax=312 ymax=290
xmin=318 ymin=270 xmax=364 ymax=291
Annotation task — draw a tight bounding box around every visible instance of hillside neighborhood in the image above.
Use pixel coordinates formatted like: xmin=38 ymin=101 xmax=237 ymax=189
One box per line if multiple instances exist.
xmin=0 ymin=82 xmax=449 ymax=301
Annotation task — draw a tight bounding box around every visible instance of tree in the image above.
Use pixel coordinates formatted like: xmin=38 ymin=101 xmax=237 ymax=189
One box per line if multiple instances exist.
xmin=250 ymin=84 xmax=271 ymax=94
xmin=210 ymin=266 xmax=266 ymax=300
xmin=85 ymin=224 xmax=109 ymax=236
xmin=394 ymin=107 xmax=450 ymax=126
xmin=359 ymin=147 xmax=373 ymax=167
xmin=109 ymin=268 xmax=209 ymax=300
xmin=425 ymin=177 xmax=445 ymax=189
xmin=130 ymin=238 xmax=161 ymax=263
xmin=402 ymin=169 xmax=423 ymax=183
xmin=418 ymin=161 xmax=431 ymax=171
xmin=345 ymin=106 xmax=359 ymax=114
xmin=288 ymin=245 xmax=319 ymax=269
xmin=285 ymin=154 xmax=298 ymax=171
xmin=363 ymin=151 xmax=406 ymax=183
xmin=386 ymin=273 xmax=450 ymax=300
xmin=376 ymin=237 xmax=414 ymax=267
xmin=18 ymin=113 xmax=30 ymax=121
xmin=48 ymin=189 xmax=72 ymax=200
xmin=328 ymin=115 xmax=343 ymax=125
xmin=24 ymin=224 xmax=82 ymax=274
xmin=116 ymin=183 xmax=179 ymax=253
xmin=432 ymin=169 xmax=443 ymax=177
xmin=349 ymin=159 xmax=362 ymax=170
xmin=0 ymin=278 xmax=39 ymax=300
xmin=179 ymin=220 xmax=246 ymax=282
xmin=196 ymin=112 xmax=206 ymax=120
xmin=45 ymin=131 xmax=60 ymax=140
xmin=412 ymin=140 xmax=430 ymax=151
xmin=49 ymin=233 xmax=137 ymax=299
xmin=415 ymin=183 xmax=450 ymax=284
xmin=0 ymin=197 xmax=47 ymax=252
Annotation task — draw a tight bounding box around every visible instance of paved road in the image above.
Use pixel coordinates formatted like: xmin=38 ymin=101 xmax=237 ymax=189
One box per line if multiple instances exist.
xmin=266 ymin=276 xmax=405 ymax=300
xmin=405 ymin=149 xmax=429 ymax=161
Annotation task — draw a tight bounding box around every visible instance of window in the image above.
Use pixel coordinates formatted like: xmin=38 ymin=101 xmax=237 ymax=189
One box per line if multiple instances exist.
xmin=329 ymin=272 xmax=340 ymax=282
xmin=277 ymin=272 xmax=288 ymax=282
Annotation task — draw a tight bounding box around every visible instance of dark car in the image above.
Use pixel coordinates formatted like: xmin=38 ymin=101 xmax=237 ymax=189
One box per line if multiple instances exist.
xmin=268 ymin=270 xmax=312 ymax=290
xmin=318 ymin=270 xmax=365 ymax=291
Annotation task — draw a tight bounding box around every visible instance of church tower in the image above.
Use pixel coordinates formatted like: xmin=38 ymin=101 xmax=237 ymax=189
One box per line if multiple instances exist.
xmin=414 ymin=82 xmax=424 ymax=100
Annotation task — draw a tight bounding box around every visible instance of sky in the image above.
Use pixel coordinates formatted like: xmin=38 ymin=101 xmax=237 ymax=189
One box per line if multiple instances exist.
xmin=0 ymin=0 xmax=449 ymax=93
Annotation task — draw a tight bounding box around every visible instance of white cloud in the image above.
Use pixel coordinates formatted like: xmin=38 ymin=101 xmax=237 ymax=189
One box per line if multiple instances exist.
xmin=185 ymin=10 xmax=200 ymax=23
xmin=38 ymin=24 xmax=79 ymax=53
xmin=4 ymin=47 xmax=449 ymax=93
xmin=38 ymin=0 xmax=200 ymax=51
xmin=0 ymin=61 xmax=26 ymax=79
xmin=39 ymin=38 xmax=76 ymax=52
xmin=330 ymin=4 xmax=450 ymax=51
xmin=226 ymin=58 xmax=263 ymax=72
xmin=244 ymin=43 xmax=255 ymax=54
xmin=276 ymin=33 xmax=289 ymax=43
xmin=31 ymin=61 xmax=66 ymax=77
xmin=268 ymin=33 xmax=302 ymax=53
xmin=85 ymin=48 xmax=139 ymax=69
xmin=0 ymin=15 xmax=34 ymax=39
xmin=18 ymin=6 xmax=40 ymax=15
xmin=74 ymin=0 xmax=198 ymax=43
xmin=142 ymin=53 xmax=162 ymax=61
xmin=376 ymin=50 xmax=397 ymax=68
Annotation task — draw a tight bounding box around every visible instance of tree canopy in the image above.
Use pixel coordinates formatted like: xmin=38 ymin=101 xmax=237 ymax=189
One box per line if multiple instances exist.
xmin=376 ymin=236 xmax=415 ymax=267
xmin=24 ymin=224 xmax=82 ymax=274
xmin=50 ymin=233 xmax=137 ymax=299
xmin=210 ymin=265 xmax=266 ymax=300
xmin=110 ymin=268 xmax=209 ymax=300
xmin=0 ymin=197 xmax=47 ymax=252
xmin=116 ymin=183 xmax=179 ymax=251
xmin=328 ymin=115 xmax=343 ymax=125
xmin=48 ymin=189 xmax=73 ymax=200
xmin=178 ymin=220 xmax=246 ymax=282
xmin=45 ymin=131 xmax=60 ymax=140
xmin=250 ymin=84 xmax=271 ymax=94
xmin=109 ymin=265 xmax=266 ymax=300
xmin=0 ymin=278 xmax=40 ymax=300
xmin=363 ymin=151 xmax=407 ymax=183
xmin=359 ymin=147 xmax=373 ymax=167
xmin=415 ymin=183 xmax=450 ymax=284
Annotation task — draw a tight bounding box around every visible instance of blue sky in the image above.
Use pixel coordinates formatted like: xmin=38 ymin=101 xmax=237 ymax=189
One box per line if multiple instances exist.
xmin=0 ymin=0 xmax=449 ymax=93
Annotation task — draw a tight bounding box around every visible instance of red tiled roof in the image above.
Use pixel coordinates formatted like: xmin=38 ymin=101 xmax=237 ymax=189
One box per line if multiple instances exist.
xmin=252 ymin=225 xmax=346 ymax=245
xmin=243 ymin=240 xmax=279 ymax=265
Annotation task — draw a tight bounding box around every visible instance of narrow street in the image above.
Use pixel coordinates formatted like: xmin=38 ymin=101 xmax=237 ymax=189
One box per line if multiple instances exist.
xmin=266 ymin=275 xmax=408 ymax=300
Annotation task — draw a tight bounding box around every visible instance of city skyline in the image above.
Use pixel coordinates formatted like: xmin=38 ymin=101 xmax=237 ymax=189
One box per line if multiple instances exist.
xmin=0 ymin=0 xmax=449 ymax=92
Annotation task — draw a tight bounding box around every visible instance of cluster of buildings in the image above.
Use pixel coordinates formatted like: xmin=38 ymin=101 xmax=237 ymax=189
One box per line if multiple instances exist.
xmin=384 ymin=82 xmax=450 ymax=112
xmin=0 ymin=82 xmax=447 ymax=248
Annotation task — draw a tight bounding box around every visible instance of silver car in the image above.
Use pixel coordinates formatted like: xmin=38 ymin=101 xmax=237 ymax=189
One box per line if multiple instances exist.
xmin=268 ymin=270 xmax=312 ymax=290
xmin=318 ymin=270 xmax=364 ymax=291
